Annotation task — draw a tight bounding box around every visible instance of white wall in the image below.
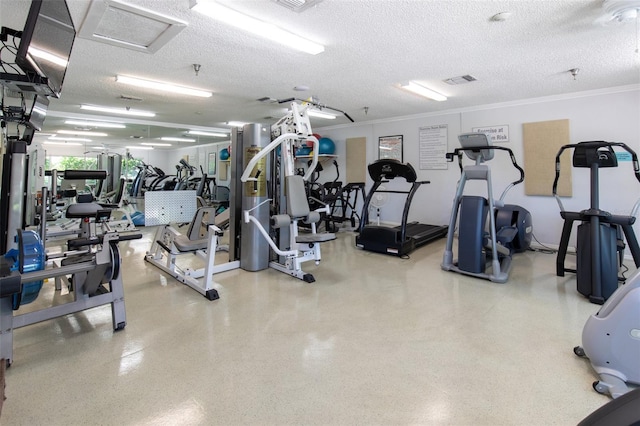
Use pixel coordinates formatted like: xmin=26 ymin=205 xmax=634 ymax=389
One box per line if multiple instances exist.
xmin=316 ymin=86 xmax=640 ymax=247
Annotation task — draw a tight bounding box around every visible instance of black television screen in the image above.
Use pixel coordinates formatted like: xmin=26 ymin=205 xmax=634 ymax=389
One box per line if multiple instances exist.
xmin=27 ymin=94 xmax=49 ymax=131
xmin=15 ymin=0 xmax=76 ymax=98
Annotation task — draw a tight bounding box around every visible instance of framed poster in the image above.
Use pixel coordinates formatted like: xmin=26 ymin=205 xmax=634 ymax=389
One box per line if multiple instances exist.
xmin=208 ymin=152 xmax=216 ymax=175
xmin=379 ymin=135 xmax=403 ymax=162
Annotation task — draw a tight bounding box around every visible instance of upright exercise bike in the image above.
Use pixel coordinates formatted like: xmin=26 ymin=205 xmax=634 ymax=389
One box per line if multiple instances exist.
xmin=441 ymin=133 xmax=532 ymax=283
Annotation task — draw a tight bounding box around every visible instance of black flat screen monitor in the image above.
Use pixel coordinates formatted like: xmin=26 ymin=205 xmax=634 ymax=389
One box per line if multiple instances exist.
xmin=15 ymin=0 xmax=76 ymax=98
xmin=27 ymin=94 xmax=49 ymax=131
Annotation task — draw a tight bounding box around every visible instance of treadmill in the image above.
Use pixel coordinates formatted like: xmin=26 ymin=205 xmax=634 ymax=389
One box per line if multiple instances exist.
xmin=355 ymin=159 xmax=448 ymax=256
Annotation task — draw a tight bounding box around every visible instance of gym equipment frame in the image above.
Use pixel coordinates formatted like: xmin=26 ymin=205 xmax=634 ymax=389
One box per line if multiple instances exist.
xmin=441 ymin=133 xmax=531 ymax=283
xmin=553 ymin=141 xmax=640 ymax=304
xmin=145 ymin=206 xmax=238 ymax=300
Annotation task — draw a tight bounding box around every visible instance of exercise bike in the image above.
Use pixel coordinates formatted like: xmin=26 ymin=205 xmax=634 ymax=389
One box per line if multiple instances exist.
xmin=441 ymin=133 xmax=532 ymax=283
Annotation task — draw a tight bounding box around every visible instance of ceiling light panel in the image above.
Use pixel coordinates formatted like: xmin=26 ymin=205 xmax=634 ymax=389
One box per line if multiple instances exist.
xmin=190 ymin=0 xmax=325 ymax=55
xmin=57 ymin=130 xmax=108 ymax=137
xmin=80 ymin=104 xmax=156 ymax=117
xmin=78 ymin=0 xmax=187 ymax=53
xmin=399 ymin=82 xmax=447 ymax=101
xmin=188 ymin=130 xmax=229 ymax=137
xmin=116 ymin=75 xmax=213 ymax=98
xmin=161 ymin=137 xmax=196 ymax=142
xmin=65 ymin=120 xmax=126 ymax=128
xmin=307 ymin=109 xmax=336 ymax=119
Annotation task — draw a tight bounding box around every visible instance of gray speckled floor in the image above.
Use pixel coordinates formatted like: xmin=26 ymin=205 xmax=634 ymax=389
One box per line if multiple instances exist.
xmin=2 ymin=227 xmax=611 ymax=425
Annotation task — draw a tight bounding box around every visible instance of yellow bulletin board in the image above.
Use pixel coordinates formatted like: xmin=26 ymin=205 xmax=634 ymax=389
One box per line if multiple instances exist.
xmin=522 ymin=119 xmax=572 ymax=196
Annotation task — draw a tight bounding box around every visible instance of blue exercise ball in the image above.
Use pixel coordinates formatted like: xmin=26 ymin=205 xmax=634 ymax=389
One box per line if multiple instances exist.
xmin=219 ymin=148 xmax=230 ymax=160
xmin=318 ymin=137 xmax=335 ymax=155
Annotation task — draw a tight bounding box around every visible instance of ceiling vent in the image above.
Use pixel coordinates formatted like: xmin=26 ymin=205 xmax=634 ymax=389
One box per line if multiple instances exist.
xmin=78 ymin=0 xmax=187 ymax=53
xmin=119 ymin=94 xmax=143 ymax=102
xmin=444 ymin=75 xmax=478 ymax=85
xmin=271 ymin=0 xmax=324 ymax=13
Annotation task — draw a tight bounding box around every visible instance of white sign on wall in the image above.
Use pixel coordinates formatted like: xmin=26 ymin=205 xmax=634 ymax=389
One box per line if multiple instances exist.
xmin=471 ymin=124 xmax=509 ymax=143
xmin=419 ymin=124 xmax=448 ymax=170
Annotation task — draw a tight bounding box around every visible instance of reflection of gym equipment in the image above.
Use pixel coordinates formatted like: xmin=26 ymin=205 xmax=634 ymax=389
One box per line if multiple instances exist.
xmin=573 ymin=268 xmax=640 ymax=399
xmin=301 ymin=159 xmax=365 ymax=231
xmin=554 ymin=141 xmax=640 ymax=304
xmin=240 ymin=103 xmax=336 ymax=283
xmin=441 ymin=133 xmax=532 ymax=283
xmin=145 ymin=206 xmax=236 ymax=300
xmin=356 ymin=159 xmax=448 ymax=256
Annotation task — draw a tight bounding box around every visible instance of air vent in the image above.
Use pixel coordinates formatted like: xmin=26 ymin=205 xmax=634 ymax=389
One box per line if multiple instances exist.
xmin=444 ymin=75 xmax=478 ymax=85
xmin=78 ymin=0 xmax=187 ymax=53
xmin=120 ymin=94 xmax=143 ymax=102
xmin=271 ymin=0 xmax=323 ymax=13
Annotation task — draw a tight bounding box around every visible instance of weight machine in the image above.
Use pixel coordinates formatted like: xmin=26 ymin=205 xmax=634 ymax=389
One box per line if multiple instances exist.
xmin=145 ymin=205 xmax=237 ymax=300
xmin=240 ymin=102 xmax=336 ymax=282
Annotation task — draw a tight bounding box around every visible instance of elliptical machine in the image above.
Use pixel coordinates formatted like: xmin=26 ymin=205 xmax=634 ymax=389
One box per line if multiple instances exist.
xmin=441 ymin=133 xmax=532 ymax=283
xmin=573 ymin=268 xmax=640 ymax=399
xmin=553 ymin=141 xmax=640 ymax=304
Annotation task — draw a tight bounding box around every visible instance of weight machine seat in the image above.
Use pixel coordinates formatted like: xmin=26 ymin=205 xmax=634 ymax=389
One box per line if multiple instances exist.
xmin=296 ymin=233 xmax=336 ymax=244
xmin=173 ymin=235 xmax=209 ymax=252
xmin=66 ymin=203 xmax=110 ymax=219
xmin=171 ymin=206 xmax=226 ymax=253
xmin=286 ymin=175 xmax=336 ymax=243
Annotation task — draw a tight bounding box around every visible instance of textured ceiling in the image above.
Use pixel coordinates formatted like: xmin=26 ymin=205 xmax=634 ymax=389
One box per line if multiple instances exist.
xmin=1 ymin=0 xmax=639 ymax=151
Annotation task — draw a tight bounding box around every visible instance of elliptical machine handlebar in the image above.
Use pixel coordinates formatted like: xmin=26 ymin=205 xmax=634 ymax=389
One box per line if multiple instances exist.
xmin=552 ymin=141 xmax=640 ymax=212
xmin=446 ymin=145 xmax=525 ymax=202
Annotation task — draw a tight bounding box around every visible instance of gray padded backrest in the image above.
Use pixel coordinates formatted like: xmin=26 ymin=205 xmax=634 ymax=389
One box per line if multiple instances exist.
xmin=187 ymin=206 xmax=216 ymax=240
xmin=286 ymin=175 xmax=310 ymax=218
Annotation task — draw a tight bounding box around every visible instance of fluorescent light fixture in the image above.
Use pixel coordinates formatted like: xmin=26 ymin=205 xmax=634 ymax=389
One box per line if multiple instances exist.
xmin=161 ymin=137 xmax=196 ymax=142
xmin=28 ymin=47 xmax=69 ymax=67
xmin=80 ymin=104 xmax=156 ymax=117
xmin=43 ymin=141 xmax=83 ymax=146
xmin=65 ymin=120 xmax=126 ymax=128
xmin=48 ymin=136 xmax=92 ymax=142
xmin=141 ymin=142 xmax=172 ymax=147
xmin=188 ymin=130 xmax=229 ymax=137
xmin=57 ymin=130 xmax=108 ymax=137
xmin=190 ymin=0 xmax=325 ymax=55
xmin=400 ymin=81 xmax=447 ymax=101
xmin=126 ymin=145 xmax=154 ymax=150
xmin=116 ymin=75 xmax=213 ymax=98
xmin=307 ymin=109 xmax=337 ymax=119
xmin=226 ymin=121 xmax=247 ymax=127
